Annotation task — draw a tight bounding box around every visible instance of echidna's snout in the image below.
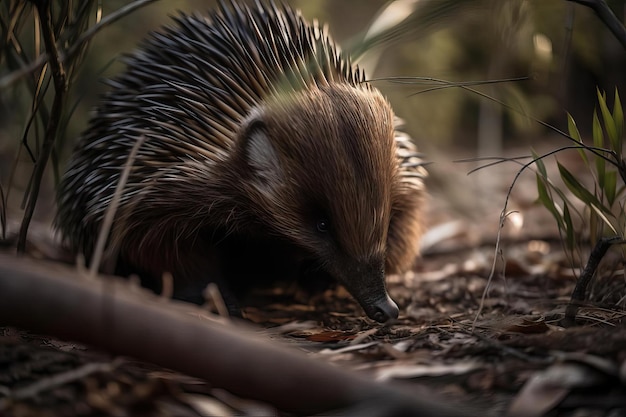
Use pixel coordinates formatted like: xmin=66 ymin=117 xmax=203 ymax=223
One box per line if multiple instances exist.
xmin=335 ymin=258 xmax=399 ymax=323
xmin=367 ymin=295 xmax=399 ymax=323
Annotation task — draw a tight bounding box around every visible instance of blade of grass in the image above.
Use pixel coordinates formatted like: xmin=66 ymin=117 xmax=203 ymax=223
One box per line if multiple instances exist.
xmin=590 ymin=203 xmax=617 ymax=235
xmin=597 ymin=88 xmax=619 ymax=153
xmin=563 ymin=201 xmax=576 ymax=251
xmin=613 ymin=88 xmax=624 ymax=160
xmin=592 ymin=110 xmax=606 ymax=189
xmin=558 ymin=162 xmax=611 ymax=215
xmin=605 ymin=170 xmax=617 ymax=206
xmin=536 ymin=173 xmax=565 ymax=230
xmin=567 ymin=112 xmax=589 ymax=166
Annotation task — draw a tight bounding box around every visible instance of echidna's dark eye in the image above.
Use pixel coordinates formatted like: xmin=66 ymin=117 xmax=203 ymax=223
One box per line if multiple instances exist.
xmin=316 ymin=219 xmax=330 ymax=233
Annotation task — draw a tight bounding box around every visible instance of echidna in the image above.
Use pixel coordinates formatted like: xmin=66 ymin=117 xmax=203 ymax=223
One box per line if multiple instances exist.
xmin=56 ymin=0 xmax=427 ymax=323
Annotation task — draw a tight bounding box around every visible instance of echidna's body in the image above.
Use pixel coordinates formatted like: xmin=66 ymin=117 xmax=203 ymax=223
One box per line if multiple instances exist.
xmin=56 ymin=1 xmax=426 ymax=322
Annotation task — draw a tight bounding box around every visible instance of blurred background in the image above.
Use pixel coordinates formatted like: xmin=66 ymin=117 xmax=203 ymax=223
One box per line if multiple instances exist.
xmin=1 ymin=0 xmax=625 ymax=245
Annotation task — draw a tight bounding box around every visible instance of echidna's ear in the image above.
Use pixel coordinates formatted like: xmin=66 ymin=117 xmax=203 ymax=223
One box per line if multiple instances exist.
xmin=241 ymin=119 xmax=283 ymax=189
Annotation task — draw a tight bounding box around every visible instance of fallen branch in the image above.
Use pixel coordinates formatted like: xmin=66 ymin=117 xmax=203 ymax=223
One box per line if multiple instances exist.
xmin=0 ymin=253 xmax=474 ymax=416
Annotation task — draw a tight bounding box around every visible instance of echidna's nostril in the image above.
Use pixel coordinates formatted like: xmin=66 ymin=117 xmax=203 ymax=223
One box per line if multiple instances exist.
xmin=371 ymin=297 xmax=399 ymax=323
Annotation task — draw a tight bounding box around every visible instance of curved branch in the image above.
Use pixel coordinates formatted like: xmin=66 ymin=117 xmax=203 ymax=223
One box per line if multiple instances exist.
xmin=566 ymin=0 xmax=626 ymax=50
xmin=562 ymin=236 xmax=624 ymax=326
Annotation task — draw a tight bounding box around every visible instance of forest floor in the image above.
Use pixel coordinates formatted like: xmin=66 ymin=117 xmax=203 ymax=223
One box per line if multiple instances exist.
xmin=1 ymin=146 xmax=626 ymax=416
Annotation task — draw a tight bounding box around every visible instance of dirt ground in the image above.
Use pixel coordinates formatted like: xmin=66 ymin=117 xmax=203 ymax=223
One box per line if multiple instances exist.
xmin=2 ymin=149 xmax=626 ymax=417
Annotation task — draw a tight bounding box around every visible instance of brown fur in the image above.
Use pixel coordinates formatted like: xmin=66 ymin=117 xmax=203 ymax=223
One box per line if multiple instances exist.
xmin=56 ymin=2 xmax=426 ymax=321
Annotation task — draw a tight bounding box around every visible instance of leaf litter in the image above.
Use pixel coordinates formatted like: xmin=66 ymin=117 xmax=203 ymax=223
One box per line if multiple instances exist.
xmin=2 ymin=154 xmax=626 ymax=416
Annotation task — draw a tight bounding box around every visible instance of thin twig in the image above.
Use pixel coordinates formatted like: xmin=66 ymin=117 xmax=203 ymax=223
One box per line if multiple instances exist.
xmin=17 ymin=2 xmax=67 ymax=253
xmin=370 ymin=74 xmax=618 ymax=166
xmin=566 ymin=0 xmax=626 ymax=50
xmin=368 ymin=75 xmax=529 ymax=87
xmin=469 ymin=149 xmax=590 ymax=328
xmin=0 ymin=0 xmax=157 ymax=90
xmin=460 ymin=145 xmax=617 ymax=175
xmin=459 ymin=145 xmax=618 ymax=325
xmin=89 ymin=136 xmax=145 ymax=277
xmin=6 ymin=360 xmax=123 ymax=401
xmin=446 ymin=81 xmax=616 ymax=163
xmin=464 ymin=328 xmax=554 ymax=365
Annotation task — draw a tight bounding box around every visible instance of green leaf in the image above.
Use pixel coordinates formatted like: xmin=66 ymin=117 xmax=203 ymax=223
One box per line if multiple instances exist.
xmin=590 ymin=203 xmax=617 ymax=235
xmin=567 ymin=112 xmax=588 ymax=165
xmin=558 ymin=162 xmax=605 ymax=210
xmin=562 ymin=201 xmax=575 ymax=251
xmin=613 ymin=88 xmax=623 ymax=159
xmin=592 ymin=110 xmax=604 ymax=148
xmin=592 ymin=110 xmax=606 ymax=188
xmin=567 ymin=112 xmax=582 ymax=142
xmin=532 ymin=149 xmax=547 ymax=178
xmin=597 ymin=88 xmax=619 ymax=153
xmin=536 ymin=173 xmax=564 ymax=229
xmin=604 ymin=170 xmax=617 ymax=207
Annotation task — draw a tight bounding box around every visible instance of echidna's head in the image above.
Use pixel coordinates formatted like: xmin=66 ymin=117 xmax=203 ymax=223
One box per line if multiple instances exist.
xmin=233 ymin=83 xmax=400 ymax=322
